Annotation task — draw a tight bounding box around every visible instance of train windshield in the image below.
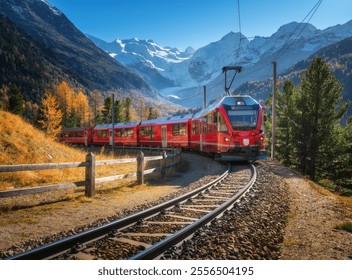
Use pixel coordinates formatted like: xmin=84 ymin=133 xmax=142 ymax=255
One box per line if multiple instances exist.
xmin=225 ymin=106 xmax=259 ymax=131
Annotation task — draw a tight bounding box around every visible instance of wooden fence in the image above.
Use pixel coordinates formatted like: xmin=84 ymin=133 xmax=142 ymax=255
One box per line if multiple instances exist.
xmin=0 ymin=149 xmax=181 ymax=198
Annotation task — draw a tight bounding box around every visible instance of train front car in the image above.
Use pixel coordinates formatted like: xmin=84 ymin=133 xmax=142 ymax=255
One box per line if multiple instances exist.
xmin=190 ymin=95 xmax=267 ymax=161
xmin=219 ymin=95 xmax=267 ymax=161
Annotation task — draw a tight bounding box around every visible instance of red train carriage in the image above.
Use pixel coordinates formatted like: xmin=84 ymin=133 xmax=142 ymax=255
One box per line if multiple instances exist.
xmin=190 ymin=95 xmax=267 ymax=161
xmin=92 ymin=122 xmax=140 ymax=146
xmin=138 ymin=115 xmax=192 ymax=148
xmin=58 ymin=95 xmax=267 ymax=161
xmin=57 ymin=127 xmax=93 ymax=146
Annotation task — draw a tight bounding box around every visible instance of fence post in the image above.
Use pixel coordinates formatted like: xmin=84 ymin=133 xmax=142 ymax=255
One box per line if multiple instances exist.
xmin=161 ymin=150 xmax=167 ymax=178
xmin=176 ymin=148 xmax=181 ymax=168
xmin=85 ymin=152 xmax=95 ymax=197
xmin=137 ymin=151 xmax=144 ymax=185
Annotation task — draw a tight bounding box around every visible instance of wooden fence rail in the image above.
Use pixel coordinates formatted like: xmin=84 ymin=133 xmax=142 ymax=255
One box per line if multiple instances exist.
xmin=0 ymin=150 xmax=181 ymax=198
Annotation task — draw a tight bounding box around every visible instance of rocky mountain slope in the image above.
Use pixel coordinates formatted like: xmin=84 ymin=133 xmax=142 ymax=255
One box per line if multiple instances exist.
xmin=0 ymin=0 xmax=172 ymax=108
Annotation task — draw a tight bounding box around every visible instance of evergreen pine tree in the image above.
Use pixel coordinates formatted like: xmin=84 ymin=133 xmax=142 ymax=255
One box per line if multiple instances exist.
xmin=124 ymin=97 xmax=132 ymax=122
xmin=294 ymin=58 xmax=347 ymax=180
xmin=114 ymin=99 xmax=123 ymax=123
xmin=8 ymin=84 xmax=25 ymax=116
xmin=276 ymin=80 xmax=297 ymax=166
xmin=102 ymin=96 xmax=112 ymax=123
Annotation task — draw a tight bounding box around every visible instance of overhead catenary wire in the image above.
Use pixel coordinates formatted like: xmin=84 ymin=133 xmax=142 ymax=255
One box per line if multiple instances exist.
xmin=274 ymin=0 xmax=323 ymax=60
xmin=234 ymin=0 xmax=242 ymax=64
xmin=241 ymin=0 xmax=323 ymax=82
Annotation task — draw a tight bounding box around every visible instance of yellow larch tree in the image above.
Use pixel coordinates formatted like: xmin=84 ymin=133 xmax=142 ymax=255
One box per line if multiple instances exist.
xmin=75 ymin=89 xmax=90 ymax=126
xmin=38 ymin=90 xmax=63 ymax=139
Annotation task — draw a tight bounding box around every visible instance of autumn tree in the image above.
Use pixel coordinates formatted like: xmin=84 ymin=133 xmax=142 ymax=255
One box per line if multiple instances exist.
xmin=55 ymin=81 xmax=75 ymax=127
xmin=38 ymin=90 xmax=63 ymax=139
xmin=90 ymin=90 xmax=104 ymax=125
xmin=76 ymin=89 xmax=90 ymax=126
xmin=147 ymin=107 xmax=160 ymax=120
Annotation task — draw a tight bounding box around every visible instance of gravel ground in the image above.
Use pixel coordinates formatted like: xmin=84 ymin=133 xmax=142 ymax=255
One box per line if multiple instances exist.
xmin=0 ymin=155 xmax=351 ymax=260
xmin=161 ymin=162 xmax=289 ymax=260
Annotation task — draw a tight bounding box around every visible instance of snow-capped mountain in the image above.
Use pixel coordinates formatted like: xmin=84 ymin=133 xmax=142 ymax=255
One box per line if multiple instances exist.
xmin=90 ymin=20 xmax=352 ymax=107
xmin=87 ymin=35 xmax=195 ymax=90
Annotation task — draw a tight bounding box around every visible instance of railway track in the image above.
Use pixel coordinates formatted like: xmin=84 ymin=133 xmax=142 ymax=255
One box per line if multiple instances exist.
xmin=6 ymin=163 xmax=257 ymax=260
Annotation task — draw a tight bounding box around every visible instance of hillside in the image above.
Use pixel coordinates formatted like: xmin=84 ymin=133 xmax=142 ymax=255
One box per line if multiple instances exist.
xmin=0 ymin=0 xmax=173 ymax=110
xmin=0 ymin=15 xmax=74 ymax=104
xmin=0 ymin=110 xmax=89 ymax=190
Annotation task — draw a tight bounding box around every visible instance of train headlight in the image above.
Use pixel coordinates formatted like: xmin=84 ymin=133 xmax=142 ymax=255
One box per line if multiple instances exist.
xmin=224 ymin=137 xmax=230 ymax=142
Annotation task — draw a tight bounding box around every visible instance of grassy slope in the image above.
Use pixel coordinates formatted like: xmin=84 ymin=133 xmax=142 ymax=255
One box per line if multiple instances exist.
xmin=0 ymin=111 xmax=135 ymax=190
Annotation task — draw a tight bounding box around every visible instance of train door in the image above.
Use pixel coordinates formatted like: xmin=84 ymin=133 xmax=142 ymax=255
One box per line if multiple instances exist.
xmin=161 ymin=125 xmax=167 ymax=148
xmin=109 ymin=130 xmax=113 ymax=145
xmin=200 ymin=119 xmax=204 ymax=152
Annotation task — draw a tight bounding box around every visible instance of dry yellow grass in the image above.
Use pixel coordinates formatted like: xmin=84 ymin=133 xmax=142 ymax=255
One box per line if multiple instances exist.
xmin=308 ymin=180 xmax=352 ymax=219
xmin=0 ymin=111 xmax=137 ymax=191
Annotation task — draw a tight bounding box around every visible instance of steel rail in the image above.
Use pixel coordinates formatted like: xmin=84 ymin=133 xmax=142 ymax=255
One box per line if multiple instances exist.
xmin=130 ymin=164 xmax=256 ymax=260
xmin=6 ymin=165 xmax=230 ymax=260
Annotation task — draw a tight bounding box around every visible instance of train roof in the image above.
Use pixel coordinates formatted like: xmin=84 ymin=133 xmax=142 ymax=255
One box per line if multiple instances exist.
xmin=193 ymin=95 xmax=260 ymax=119
xmin=94 ymin=121 xmax=141 ymax=129
xmin=140 ymin=114 xmax=193 ymax=126
xmin=61 ymin=127 xmax=90 ymax=131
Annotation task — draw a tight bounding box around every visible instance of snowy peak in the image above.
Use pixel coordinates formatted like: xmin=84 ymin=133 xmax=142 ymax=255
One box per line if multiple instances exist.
xmin=273 ymin=21 xmax=318 ymax=38
xmin=39 ymin=0 xmax=62 ymax=16
xmin=88 ymin=35 xmax=194 ymax=66
xmin=88 ymin=20 xmax=352 ymax=107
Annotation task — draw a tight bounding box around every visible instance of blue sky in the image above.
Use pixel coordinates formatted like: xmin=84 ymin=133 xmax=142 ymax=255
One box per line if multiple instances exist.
xmin=48 ymin=0 xmax=352 ymax=50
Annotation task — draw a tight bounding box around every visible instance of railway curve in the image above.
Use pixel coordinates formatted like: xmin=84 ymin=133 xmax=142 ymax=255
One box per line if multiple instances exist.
xmin=1 ymin=156 xmax=291 ymax=260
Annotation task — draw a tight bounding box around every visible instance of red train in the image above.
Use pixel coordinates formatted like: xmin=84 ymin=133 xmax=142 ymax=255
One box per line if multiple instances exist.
xmin=57 ymin=95 xmax=267 ymax=161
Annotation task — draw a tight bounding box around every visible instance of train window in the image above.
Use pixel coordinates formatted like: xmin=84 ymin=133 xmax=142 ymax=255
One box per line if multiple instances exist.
xmin=115 ymin=129 xmax=122 ymax=137
xmin=123 ymin=128 xmax=134 ymax=137
xmin=192 ymin=122 xmax=199 ymax=135
xmin=219 ymin=115 xmax=228 ymax=133
xmin=97 ymin=130 xmax=107 ymax=138
xmin=116 ymin=129 xmax=133 ymax=137
xmin=140 ymin=126 xmax=153 ymax=139
xmin=172 ymin=123 xmax=186 ymax=136
xmin=139 ymin=127 xmax=146 ymax=137
xmin=227 ymin=109 xmax=258 ymax=130
xmin=206 ymin=113 xmax=213 ymax=134
xmin=203 ymin=123 xmax=208 ymax=134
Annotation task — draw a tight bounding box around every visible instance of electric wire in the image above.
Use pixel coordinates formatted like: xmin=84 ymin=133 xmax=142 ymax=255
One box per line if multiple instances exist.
xmin=275 ymin=0 xmax=323 ymax=60
xmin=234 ymin=0 xmax=242 ymax=64
xmin=241 ymin=0 xmax=323 ymax=85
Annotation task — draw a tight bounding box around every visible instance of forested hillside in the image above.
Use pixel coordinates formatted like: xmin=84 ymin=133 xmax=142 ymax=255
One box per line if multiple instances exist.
xmin=0 ymin=16 xmax=73 ymax=104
